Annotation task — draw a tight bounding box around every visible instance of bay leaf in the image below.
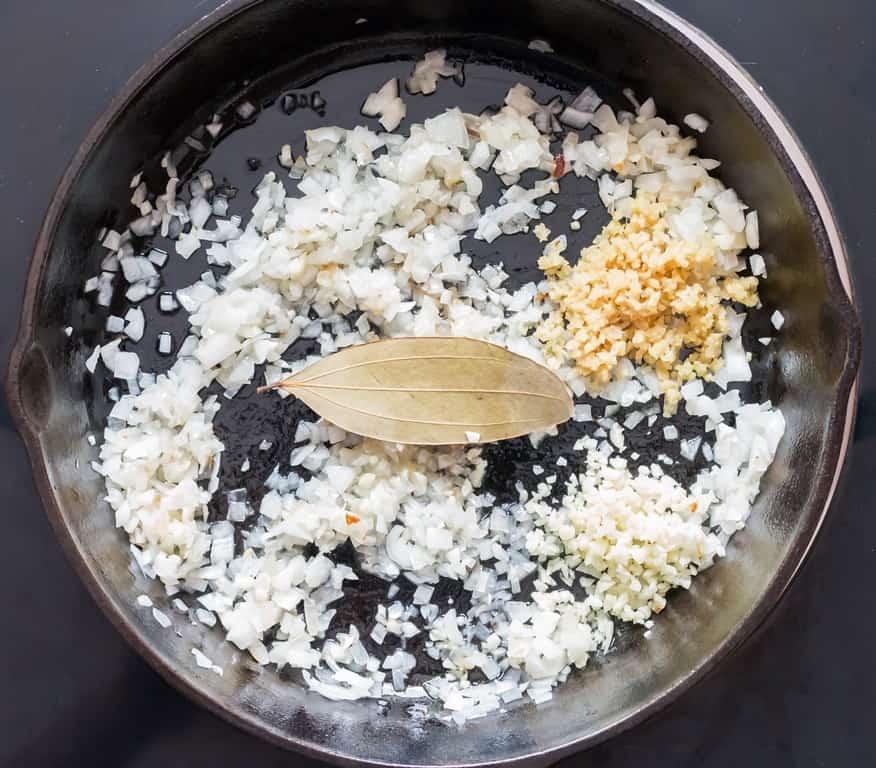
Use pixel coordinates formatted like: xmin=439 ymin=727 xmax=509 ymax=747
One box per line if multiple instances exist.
xmin=262 ymin=337 xmax=573 ymax=445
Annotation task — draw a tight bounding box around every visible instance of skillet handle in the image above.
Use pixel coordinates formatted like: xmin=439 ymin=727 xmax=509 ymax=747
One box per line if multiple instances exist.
xmin=5 ymin=339 xmax=53 ymax=438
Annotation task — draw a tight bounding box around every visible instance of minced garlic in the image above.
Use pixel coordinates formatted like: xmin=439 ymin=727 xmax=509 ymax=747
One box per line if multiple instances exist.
xmin=537 ymin=195 xmax=758 ymax=413
xmin=533 ymin=222 xmax=551 ymax=243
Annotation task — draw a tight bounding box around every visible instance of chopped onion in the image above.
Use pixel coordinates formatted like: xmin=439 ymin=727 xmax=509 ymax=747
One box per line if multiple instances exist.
xmin=111 ymin=351 xmax=140 ymax=381
xmin=361 ymin=78 xmax=406 ymax=131
xmin=124 ymin=307 xmax=145 ymax=342
xmin=528 ymin=39 xmax=554 ymax=53
xmin=559 ymin=106 xmax=594 ymax=129
xmin=158 ymin=292 xmax=178 ymax=313
xmin=148 ymin=248 xmax=168 ymax=267
xmin=236 ymin=101 xmax=257 ymax=121
xmin=771 ymin=310 xmax=785 ymax=330
xmin=85 ymin=346 xmax=101 ymax=373
xmin=683 ymin=113 xmax=710 ymax=133
xmin=570 ymin=86 xmax=602 ymax=113
xmin=157 ymin=332 xmax=173 ymax=356
xmin=749 ymin=253 xmax=766 ymax=277
xmin=129 ymin=215 xmax=156 ymax=237
xmin=102 ymin=229 xmax=122 ymax=250
xmin=152 ymin=607 xmax=171 ymax=628
xmin=745 ymin=211 xmax=760 ymax=249
xmin=190 ymin=196 xmax=212 ymax=229
xmin=406 ymin=49 xmax=461 ymax=95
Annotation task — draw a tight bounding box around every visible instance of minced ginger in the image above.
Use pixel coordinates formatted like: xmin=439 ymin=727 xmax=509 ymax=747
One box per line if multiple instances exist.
xmin=537 ymin=195 xmax=758 ymax=413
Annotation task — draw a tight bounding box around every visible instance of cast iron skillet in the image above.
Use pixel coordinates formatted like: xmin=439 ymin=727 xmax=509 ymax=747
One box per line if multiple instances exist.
xmin=4 ymin=0 xmax=861 ymax=765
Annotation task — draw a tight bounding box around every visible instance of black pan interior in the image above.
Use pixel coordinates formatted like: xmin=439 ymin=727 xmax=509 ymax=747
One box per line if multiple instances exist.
xmin=11 ymin=1 xmax=859 ymax=765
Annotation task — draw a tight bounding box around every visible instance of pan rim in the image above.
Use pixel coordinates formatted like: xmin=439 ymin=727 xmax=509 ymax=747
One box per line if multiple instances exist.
xmin=4 ymin=0 xmax=862 ymax=766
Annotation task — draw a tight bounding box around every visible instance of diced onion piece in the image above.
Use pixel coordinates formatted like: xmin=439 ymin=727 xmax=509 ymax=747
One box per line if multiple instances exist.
xmin=528 ymin=39 xmax=554 ymax=53
xmin=745 ymin=211 xmax=760 ymax=249
xmin=406 ymin=49 xmax=461 ymax=95
xmin=684 ymin=113 xmax=710 ymax=133
xmin=361 ymin=78 xmax=406 ymax=131
xmin=771 ymin=310 xmax=785 ymax=330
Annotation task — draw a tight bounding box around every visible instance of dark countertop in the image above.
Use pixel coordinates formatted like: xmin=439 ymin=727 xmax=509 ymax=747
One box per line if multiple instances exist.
xmin=0 ymin=1 xmax=873 ymax=766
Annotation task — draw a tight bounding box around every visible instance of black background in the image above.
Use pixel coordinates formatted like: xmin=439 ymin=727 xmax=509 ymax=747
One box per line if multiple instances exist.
xmin=1 ymin=1 xmax=873 ymax=766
